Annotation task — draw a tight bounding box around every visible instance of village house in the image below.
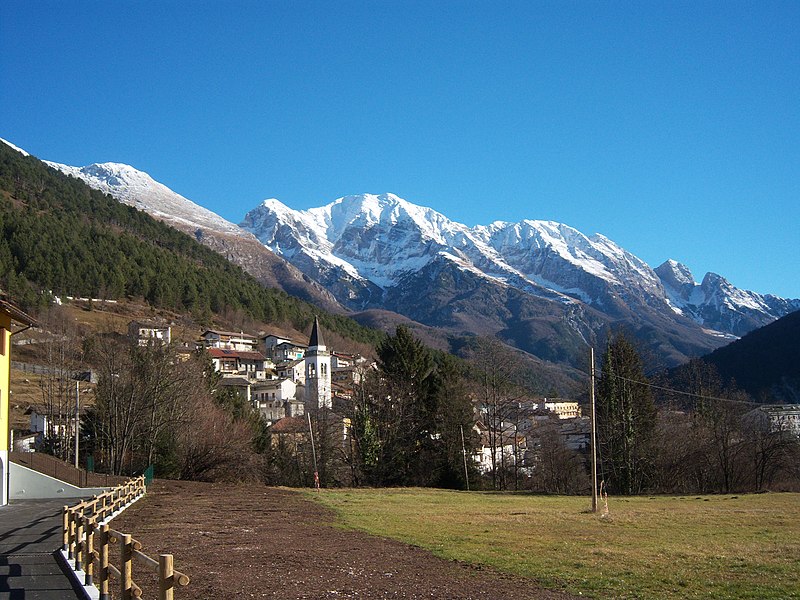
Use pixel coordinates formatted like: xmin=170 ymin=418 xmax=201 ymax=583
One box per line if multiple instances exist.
xmin=252 ymin=378 xmax=304 ymax=423
xmin=472 ymin=421 xmax=527 ymax=474
xmin=262 ymin=334 xmax=306 ymax=360
xmin=747 ymin=405 xmax=800 ymax=437
xmin=271 ymin=341 xmax=307 ymax=362
xmin=127 ymin=320 xmax=171 ymax=346
xmin=538 ymin=398 xmax=581 ymax=419
xmin=276 ymin=359 xmax=305 ymax=383
xmin=199 ymin=329 xmax=259 ymax=352
xmin=24 ymin=404 xmax=87 ymax=442
xmin=207 ymin=347 xmax=273 ymax=380
xmin=217 ymin=376 xmax=254 ymax=403
xmin=262 ymin=333 xmax=293 ymax=352
xmin=1 ymin=293 xmax=37 ymax=505
xmin=268 ymin=415 xmax=308 ymax=452
xmin=331 ymin=352 xmax=355 ymax=368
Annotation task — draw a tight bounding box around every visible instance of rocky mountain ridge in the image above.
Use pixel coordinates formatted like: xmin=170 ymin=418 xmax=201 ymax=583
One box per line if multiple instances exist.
xmin=241 ymin=194 xmax=799 ymax=360
xmin=10 ymin=138 xmax=797 ymax=370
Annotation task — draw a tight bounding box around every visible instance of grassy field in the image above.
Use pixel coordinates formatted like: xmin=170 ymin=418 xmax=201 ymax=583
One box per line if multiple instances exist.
xmin=312 ymin=488 xmax=800 ymax=599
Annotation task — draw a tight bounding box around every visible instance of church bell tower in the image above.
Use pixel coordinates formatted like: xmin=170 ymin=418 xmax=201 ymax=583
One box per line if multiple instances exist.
xmin=304 ymin=316 xmax=331 ymax=409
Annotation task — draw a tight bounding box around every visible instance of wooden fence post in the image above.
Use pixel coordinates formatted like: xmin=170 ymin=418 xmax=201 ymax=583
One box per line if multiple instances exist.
xmin=120 ymin=533 xmax=133 ymax=600
xmin=62 ymin=506 xmax=69 ymax=551
xmin=75 ymin=512 xmax=84 ymax=572
xmin=159 ymin=554 xmax=174 ymax=600
xmin=99 ymin=523 xmax=110 ymax=600
xmin=84 ymin=517 xmax=94 ymax=586
xmin=68 ymin=508 xmax=76 ymax=560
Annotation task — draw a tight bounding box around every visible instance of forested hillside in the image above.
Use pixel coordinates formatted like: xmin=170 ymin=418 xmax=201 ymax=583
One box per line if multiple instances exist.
xmin=703 ymin=309 xmax=800 ymax=403
xmin=0 ymin=142 xmax=380 ymax=344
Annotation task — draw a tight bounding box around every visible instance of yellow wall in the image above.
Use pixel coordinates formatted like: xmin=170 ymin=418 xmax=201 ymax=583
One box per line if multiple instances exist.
xmin=0 ymin=312 xmax=10 ymax=452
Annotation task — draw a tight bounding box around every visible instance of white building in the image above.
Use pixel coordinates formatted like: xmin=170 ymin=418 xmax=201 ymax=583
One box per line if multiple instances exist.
xmin=272 ymin=341 xmax=307 ymax=362
xmin=128 ymin=320 xmax=171 ymax=346
xmin=539 ymin=399 xmax=581 ymax=419
xmin=200 ymin=330 xmax=259 ymax=352
xmin=276 ymin=359 xmax=305 ymax=384
xmin=747 ymin=405 xmax=800 ymax=437
xmin=252 ymin=379 xmax=302 ymax=422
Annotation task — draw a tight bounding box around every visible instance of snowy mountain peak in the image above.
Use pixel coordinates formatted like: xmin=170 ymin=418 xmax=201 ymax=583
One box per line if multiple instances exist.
xmin=655 ymin=260 xmax=697 ymax=290
xmin=242 ymin=192 xmax=672 ymax=304
xmin=45 ymin=160 xmax=245 ymax=236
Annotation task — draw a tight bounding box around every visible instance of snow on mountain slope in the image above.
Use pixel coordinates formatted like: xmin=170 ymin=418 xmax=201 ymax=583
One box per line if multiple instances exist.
xmin=0 ymin=138 xmax=30 ymax=156
xmin=655 ymin=260 xmax=800 ymax=336
xmin=44 ymin=161 xmax=245 ymax=237
xmin=242 ymin=194 xmax=474 ymax=289
xmin=242 ymin=192 xmax=800 ymax=346
xmin=242 ymin=193 xmax=668 ymax=311
xmin=24 ymin=149 xmax=342 ymax=310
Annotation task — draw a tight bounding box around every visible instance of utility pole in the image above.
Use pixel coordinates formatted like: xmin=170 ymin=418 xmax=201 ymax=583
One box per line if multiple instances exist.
xmin=590 ymin=347 xmax=598 ymax=513
xmin=460 ymin=425 xmax=470 ymax=491
xmin=307 ymin=412 xmax=319 ymax=491
xmin=74 ymin=379 xmax=80 ymax=469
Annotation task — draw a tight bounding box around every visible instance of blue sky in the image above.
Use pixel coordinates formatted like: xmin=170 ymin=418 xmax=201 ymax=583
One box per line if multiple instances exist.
xmin=2 ymin=1 xmax=798 ymax=298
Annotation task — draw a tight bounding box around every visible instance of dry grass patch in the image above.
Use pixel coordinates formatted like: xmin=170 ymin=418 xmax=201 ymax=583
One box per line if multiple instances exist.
xmin=313 ymin=489 xmax=800 ymax=599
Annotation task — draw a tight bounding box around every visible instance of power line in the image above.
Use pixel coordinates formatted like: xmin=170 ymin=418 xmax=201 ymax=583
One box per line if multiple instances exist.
xmin=574 ymin=367 xmax=761 ymax=407
xmin=609 ymin=373 xmax=759 ymax=407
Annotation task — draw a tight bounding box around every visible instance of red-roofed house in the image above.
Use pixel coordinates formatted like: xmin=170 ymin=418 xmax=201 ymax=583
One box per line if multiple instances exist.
xmin=207 ymin=348 xmax=272 ymax=380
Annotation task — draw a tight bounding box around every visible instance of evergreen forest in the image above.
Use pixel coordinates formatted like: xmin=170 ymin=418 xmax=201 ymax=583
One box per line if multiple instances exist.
xmin=0 ymin=142 xmax=380 ymax=344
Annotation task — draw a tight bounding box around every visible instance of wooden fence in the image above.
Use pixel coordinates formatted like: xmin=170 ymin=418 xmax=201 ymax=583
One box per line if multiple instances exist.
xmin=63 ymin=476 xmax=190 ymax=599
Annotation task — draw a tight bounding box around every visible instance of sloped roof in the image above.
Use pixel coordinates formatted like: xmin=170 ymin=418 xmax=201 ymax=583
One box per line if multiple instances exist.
xmin=270 ymin=416 xmax=308 ymax=434
xmin=309 ymin=316 xmax=325 ymax=348
xmin=208 ymin=348 xmax=267 ymax=360
xmin=0 ymin=295 xmax=37 ymax=328
xmin=275 ymin=340 xmax=307 ymax=349
xmin=201 ymin=330 xmax=257 ymax=339
xmin=218 ymin=376 xmax=252 ymax=387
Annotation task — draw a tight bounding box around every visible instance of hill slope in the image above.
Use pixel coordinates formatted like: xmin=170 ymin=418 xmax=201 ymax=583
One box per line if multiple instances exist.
xmin=41 ymin=157 xmax=342 ymax=312
xmin=0 ymin=140 xmax=379 ymax=345
xmin=703 ymin=309 xmax=800 ymax=403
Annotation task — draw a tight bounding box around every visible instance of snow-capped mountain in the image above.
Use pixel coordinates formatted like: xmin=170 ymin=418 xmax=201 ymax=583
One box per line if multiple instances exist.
xmin=655 ymin=259 xmax=800 ymax=336
xmin=35 ymin=153 xmax=341 ymax=310
xmin=241 ymin=193 xmax=669 ymax=315
xmin=43 ymin=160 xmax=246 ymax=236
xmin=242 ymin=194 xmax=666 ymax=308
xmin=6 ymin=136 xmax=797 ymax=369
xmin=242 ymin=193 xmax=800 ymax=366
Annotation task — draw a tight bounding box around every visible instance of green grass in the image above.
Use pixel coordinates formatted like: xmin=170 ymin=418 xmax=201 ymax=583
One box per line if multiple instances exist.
xmin=311 ymin=488 xmax=800 ymax=599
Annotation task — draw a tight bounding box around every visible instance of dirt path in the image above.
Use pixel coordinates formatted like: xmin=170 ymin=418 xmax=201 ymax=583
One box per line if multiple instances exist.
xmin=111 ymin=480 xmax=576 ymax=599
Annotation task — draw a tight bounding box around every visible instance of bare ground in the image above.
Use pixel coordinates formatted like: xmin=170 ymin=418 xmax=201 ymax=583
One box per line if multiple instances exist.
xmin=110 ymin=480 xmax=577 ymax=599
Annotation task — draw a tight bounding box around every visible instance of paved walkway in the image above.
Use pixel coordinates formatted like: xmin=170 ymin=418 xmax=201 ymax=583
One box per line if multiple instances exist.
xmin=0 ymin=499 xmax=83 ymax=599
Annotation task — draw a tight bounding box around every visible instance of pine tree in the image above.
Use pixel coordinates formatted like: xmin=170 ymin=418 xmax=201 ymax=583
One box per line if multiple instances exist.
xmin=597 ymin=333 xmax=656 ymax=495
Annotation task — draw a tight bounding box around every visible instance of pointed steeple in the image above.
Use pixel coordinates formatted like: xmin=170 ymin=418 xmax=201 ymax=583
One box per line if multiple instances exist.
xmin=308 ymin=316 xmax=325 ymax=349
xmin=304 ymin=316 xmax=331 ymax=409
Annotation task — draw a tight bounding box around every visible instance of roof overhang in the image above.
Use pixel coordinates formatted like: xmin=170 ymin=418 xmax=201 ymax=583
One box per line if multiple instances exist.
xmin=0 ymin=297 xmax=38 ymax=335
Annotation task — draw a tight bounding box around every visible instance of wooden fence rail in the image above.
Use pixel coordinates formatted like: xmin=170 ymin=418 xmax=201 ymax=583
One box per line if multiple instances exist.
xmin=63 ymin=476 xmax=190 ymax=599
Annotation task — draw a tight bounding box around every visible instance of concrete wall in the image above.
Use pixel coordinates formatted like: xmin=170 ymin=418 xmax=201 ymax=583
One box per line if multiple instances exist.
xmin=9 ymin=461 xmax=108 ymax=499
